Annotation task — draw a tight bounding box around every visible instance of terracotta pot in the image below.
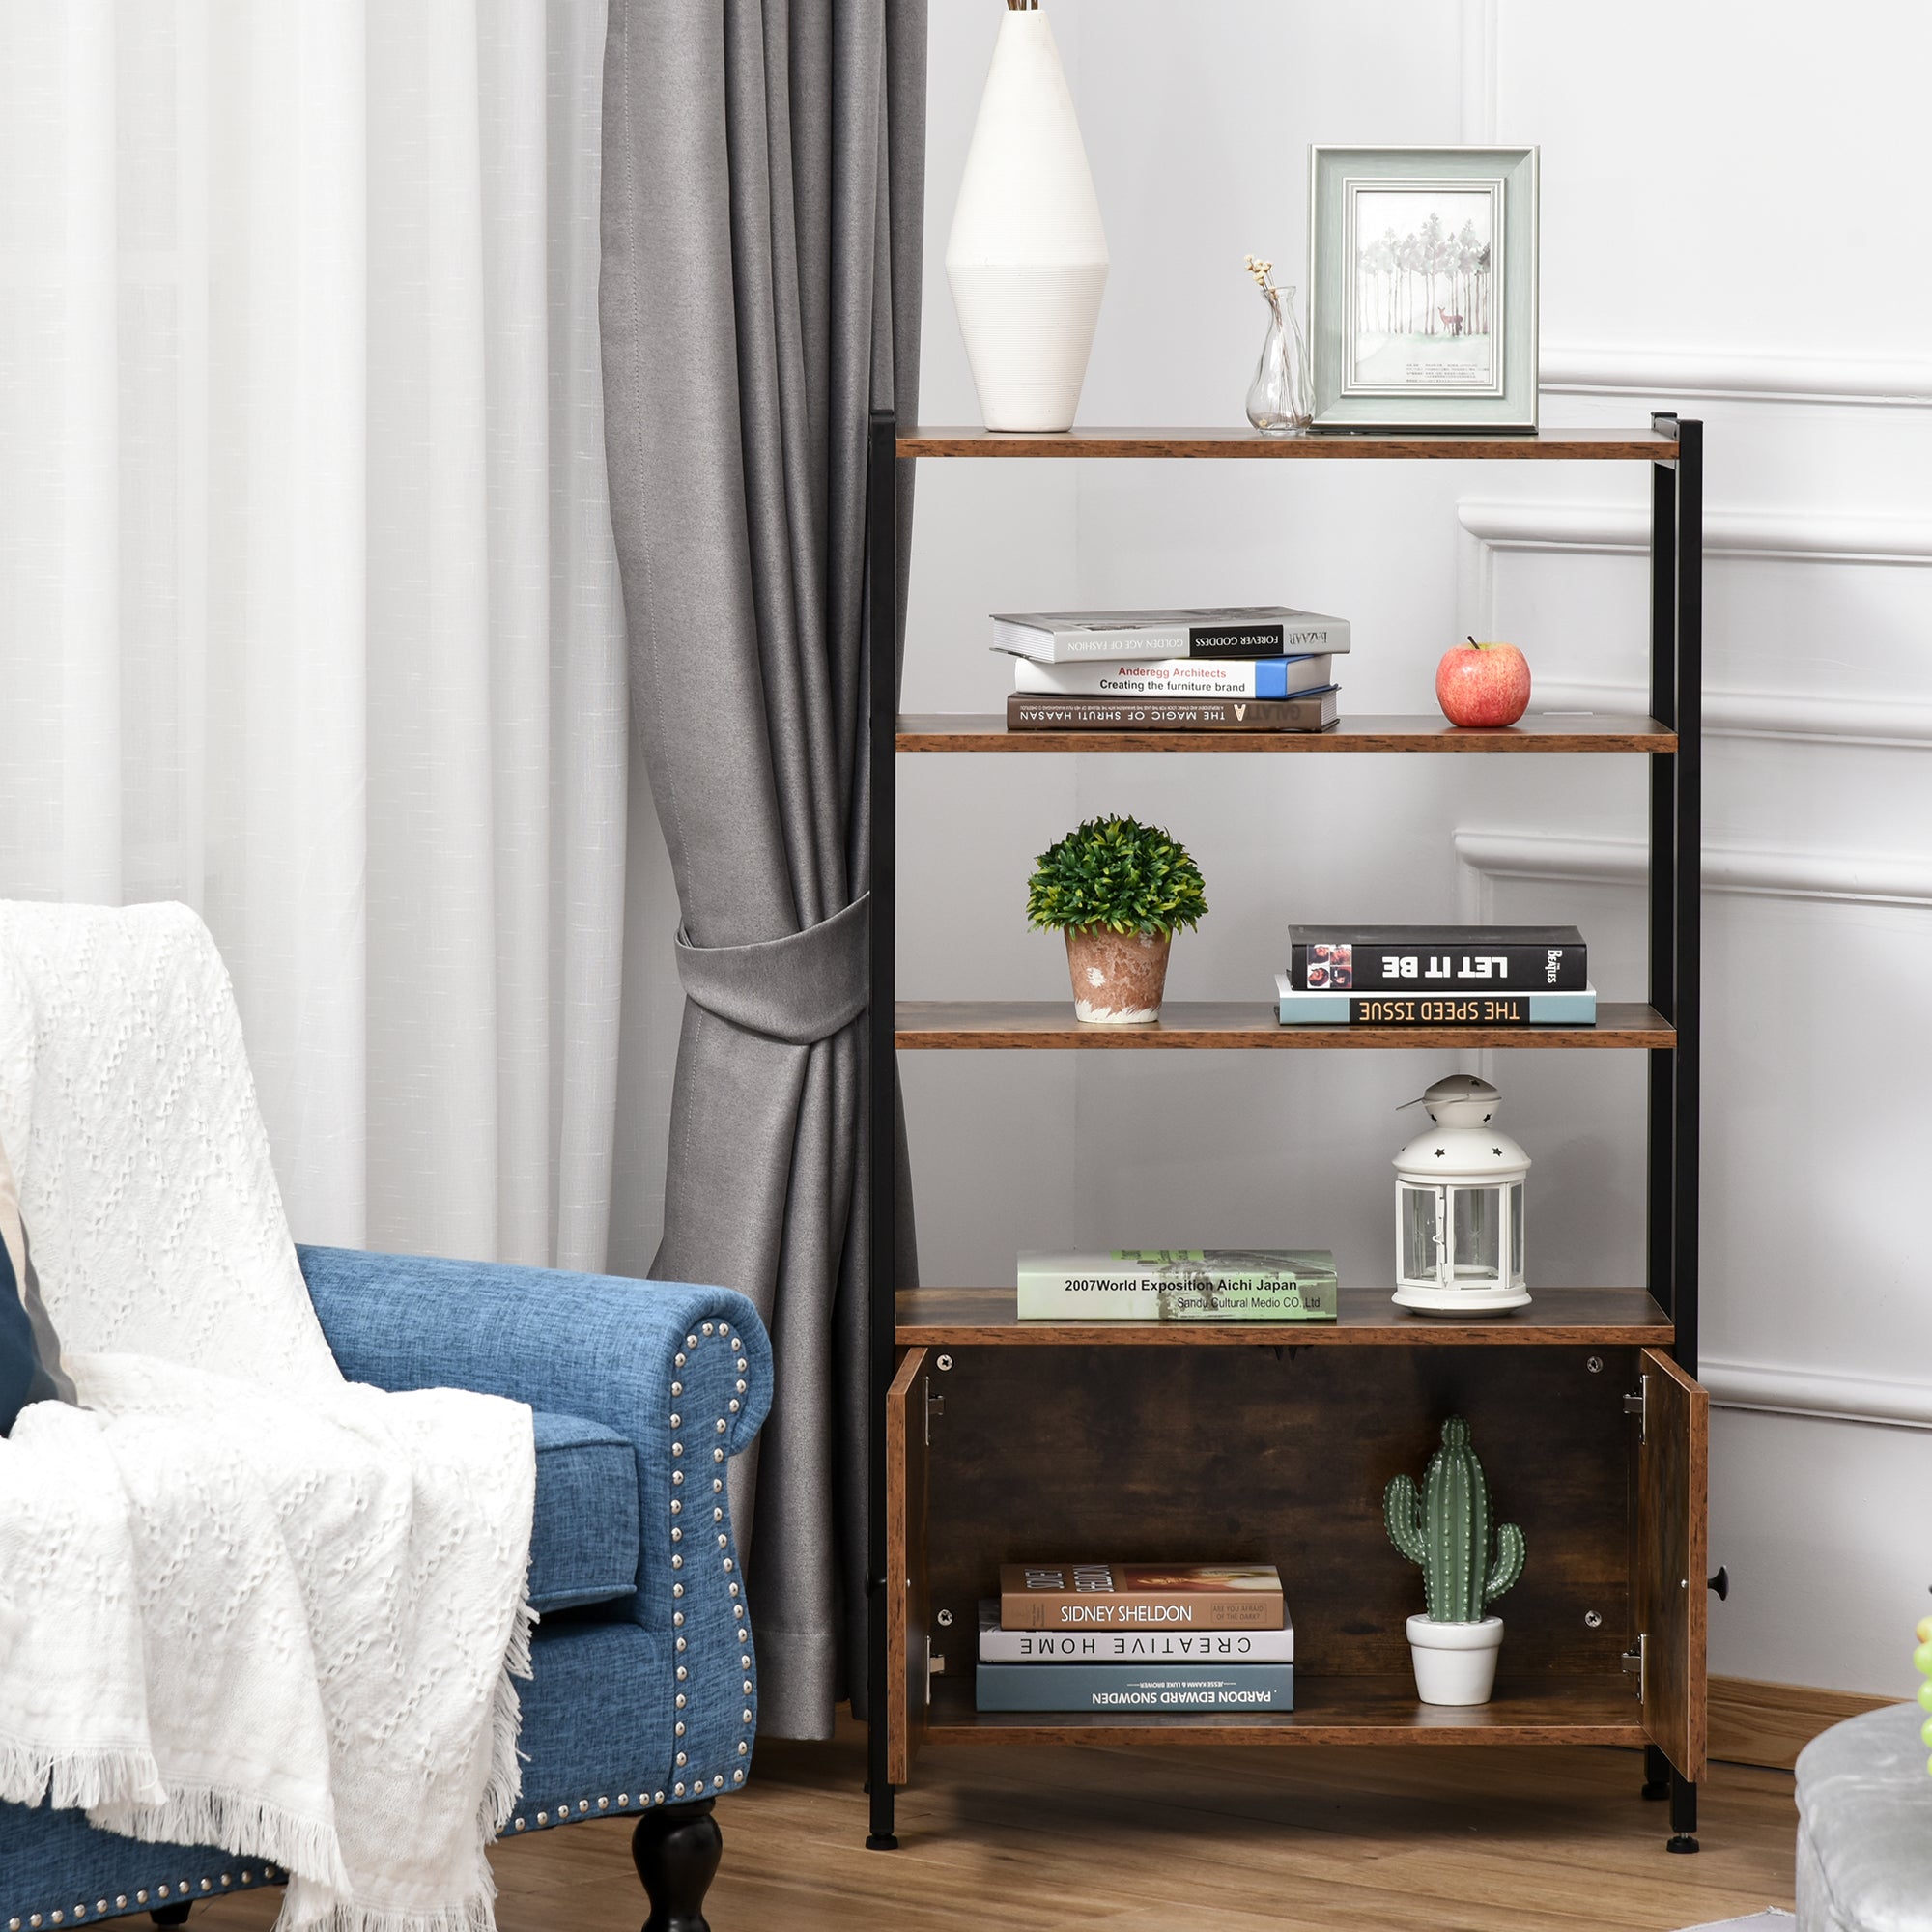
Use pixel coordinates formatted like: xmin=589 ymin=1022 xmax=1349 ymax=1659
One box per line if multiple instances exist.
xmin=1064 ymin=926 xmax=1170 ymax=1024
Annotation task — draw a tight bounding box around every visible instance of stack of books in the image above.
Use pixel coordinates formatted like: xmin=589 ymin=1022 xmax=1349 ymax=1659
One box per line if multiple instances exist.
xmin=994 ymin=606 xmax=1347 ymax=733
xmin=976 ymin=1563 xmax=1294 ymax=1712
xmin=1276 ymin=924 xmax=1598 ymax=1027
xmin=1018 ymin=1249 xmax=1339 ymax=1323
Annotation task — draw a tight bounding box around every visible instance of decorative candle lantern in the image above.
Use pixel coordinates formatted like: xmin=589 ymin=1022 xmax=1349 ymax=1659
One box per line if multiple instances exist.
xmin=1393 ymin=1075 xmax=1531 ymax=1315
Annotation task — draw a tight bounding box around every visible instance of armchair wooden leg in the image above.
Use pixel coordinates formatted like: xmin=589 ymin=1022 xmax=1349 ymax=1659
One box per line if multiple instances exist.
xmin=632 ymin=1798 xmax=722 ymax=1932
xmin=150 ymin=1907 xmax=192 ymax=1927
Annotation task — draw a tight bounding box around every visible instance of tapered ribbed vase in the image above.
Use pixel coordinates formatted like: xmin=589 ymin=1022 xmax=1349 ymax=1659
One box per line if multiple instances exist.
xmin=945 ymin=6 xmax=1108 ymax=433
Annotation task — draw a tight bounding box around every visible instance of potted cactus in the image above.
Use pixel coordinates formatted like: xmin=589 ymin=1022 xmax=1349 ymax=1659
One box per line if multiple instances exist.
xmin=1025 ymin=814 xmax=1207 ymax=1024
xmin=1383 ymin=1417 xmax=1526 ymax=1706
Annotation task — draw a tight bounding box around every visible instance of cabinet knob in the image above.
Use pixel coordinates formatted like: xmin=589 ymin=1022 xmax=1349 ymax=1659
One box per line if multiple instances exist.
xmin=1708 ymin=1566 xmax=1730 ymax=1601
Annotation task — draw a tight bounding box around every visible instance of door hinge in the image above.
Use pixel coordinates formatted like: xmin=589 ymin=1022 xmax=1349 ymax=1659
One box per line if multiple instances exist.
xmin=1622 ymin=1633 xmax=1647 ymax=1703
xmin=1624 ymin=1374 xmax=1648 ymax=1443
xmin=923 ymin=1378 xmax=943 ymax=1445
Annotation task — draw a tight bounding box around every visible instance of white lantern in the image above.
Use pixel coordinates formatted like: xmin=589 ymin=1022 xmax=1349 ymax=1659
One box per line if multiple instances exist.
xmin=1392 ymin=1075 xmax=1531 ymax=1315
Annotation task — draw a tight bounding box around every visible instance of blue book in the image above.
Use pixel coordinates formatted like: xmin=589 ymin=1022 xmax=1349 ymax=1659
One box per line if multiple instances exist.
xmin=1011 ymin=652 xmax=1335 ymax=700
xmin=975 ymin=1662 xmax=1293 ymax=1713
xmin=1275 ymin=973 xmax=1598 ymax=1027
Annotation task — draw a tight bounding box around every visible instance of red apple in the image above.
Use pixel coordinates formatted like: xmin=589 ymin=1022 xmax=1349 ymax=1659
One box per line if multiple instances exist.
xmin=1435 ymin=637 xmax=1531 ymax=727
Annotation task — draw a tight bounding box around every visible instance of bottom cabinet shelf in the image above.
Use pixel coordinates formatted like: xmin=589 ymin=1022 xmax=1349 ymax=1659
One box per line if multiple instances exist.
xmin=924 ymin=1673 xmax=1645 ymax=1747
xmin=887 ymin=1342 xmax=1710 ymax=1786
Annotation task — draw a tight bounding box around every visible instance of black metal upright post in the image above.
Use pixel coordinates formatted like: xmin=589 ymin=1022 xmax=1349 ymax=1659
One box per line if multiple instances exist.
xmin=1645 ymin=411 xmax=1703 ymax=1378
xmin=1645 ymin=414 xmax=1679 ymax=1344
xmin=1670 ymin=418 xmax=1704 ymax=1384
xmin=1646 ymin=412 xmax=1704 ymax=1850
xmin=864 ymin=407 xmax=899 ymax=1852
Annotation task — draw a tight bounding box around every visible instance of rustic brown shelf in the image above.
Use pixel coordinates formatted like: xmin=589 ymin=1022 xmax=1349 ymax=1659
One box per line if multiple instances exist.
xmin=867 ymin=412 xmax=1711 ymax=1837
xmin=895 ymin=1000 xmax=1672 ymax=1051
xmin=924 ymin=1674 xmax=1645 ymax=1747
xmin=896 ymin=713 xmax=1677 ymax=754
xmin=896 ymin=1286 xmax=1673 ymax=1349
xmin=897 ymin=425 xmax=1680 ymax=462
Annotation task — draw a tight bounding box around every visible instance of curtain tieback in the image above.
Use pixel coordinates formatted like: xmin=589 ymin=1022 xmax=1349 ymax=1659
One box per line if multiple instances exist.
xmin=674 ymin=894 xmax=869 ymax=1045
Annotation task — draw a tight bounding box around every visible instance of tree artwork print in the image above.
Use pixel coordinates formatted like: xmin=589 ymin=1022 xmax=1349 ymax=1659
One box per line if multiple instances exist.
xmin=1345 ymin=184 xmax=1502 ymax=395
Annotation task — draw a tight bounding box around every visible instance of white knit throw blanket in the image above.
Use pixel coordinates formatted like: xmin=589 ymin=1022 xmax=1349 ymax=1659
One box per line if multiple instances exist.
xmin=0 ymin=903 xmax=536 ymax=1932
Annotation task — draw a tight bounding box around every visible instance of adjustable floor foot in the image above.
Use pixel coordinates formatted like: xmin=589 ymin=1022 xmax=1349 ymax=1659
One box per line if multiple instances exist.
xmin=1666 ymin=1769 xmax=1699 ymax=1853
xmin=867 ymin=1777 xmax=897 ymax=1850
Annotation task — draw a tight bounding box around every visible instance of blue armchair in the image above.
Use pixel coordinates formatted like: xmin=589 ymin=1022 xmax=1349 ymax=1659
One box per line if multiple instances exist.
xmin=0 ymin=1245 xmax=772 ymax=1932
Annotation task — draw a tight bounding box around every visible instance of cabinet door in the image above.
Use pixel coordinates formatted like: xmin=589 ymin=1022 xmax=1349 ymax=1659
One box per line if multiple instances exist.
xmin=1636 ymin=1348 xmax=1709 ymax=1780
xmin=885 ymin=1345 xmax=930 ymax=1785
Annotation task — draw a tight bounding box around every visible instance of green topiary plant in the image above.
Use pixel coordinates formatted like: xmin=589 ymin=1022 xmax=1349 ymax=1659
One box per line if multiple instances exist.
xmin=1025 ymin=815 xmax=1208 ymax=937
xmin=1384 ymin=1417 xmax=1525 ymax=1623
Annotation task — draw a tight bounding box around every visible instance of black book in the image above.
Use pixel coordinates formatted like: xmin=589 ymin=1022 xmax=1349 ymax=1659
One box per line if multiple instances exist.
xmin=1288 ymin=924 xmax=1587 ymax=992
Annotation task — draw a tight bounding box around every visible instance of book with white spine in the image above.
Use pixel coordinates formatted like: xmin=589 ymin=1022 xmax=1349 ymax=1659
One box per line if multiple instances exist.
xmin=992 ymin=606 xmax=1351 ymax=663
xmin=1011 ymin=653 xmax=1335 ymax=699
xmin=977 ymin=1600 xmax=1293 ymax=1662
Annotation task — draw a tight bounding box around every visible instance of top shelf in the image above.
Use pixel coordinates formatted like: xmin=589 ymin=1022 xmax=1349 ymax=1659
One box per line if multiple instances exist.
xmin=896 ymin=426 xmax=1680 ymax=462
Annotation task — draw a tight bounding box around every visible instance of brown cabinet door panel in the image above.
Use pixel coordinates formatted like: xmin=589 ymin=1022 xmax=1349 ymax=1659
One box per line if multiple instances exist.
xmin=885 ymin=1346 xmax=930 ymax=1785
xmin=1637 ymin=1348 xmax=1709 ymax=1780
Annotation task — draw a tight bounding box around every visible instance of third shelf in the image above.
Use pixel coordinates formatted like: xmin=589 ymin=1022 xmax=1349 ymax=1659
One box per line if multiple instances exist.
xmin=896 ymin=1001 xmax=1672 ymax=1051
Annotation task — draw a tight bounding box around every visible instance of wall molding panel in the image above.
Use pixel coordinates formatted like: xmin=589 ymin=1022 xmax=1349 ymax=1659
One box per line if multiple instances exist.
xmin=1453 ymin=827 xmax=1932 ymax=914
xmin=1531 ymin=680 xmax=1932 ymax=753
xmin=1456 ymin=827 xmax=1932 ymax=1434
xmin=1699 ymin=1360 xmax=1932 ymax=1434
xmin=1460 ymin=499 xmax=1932 ymax=568
xmin=1539 ymin=345 xmax=1932 ymax=409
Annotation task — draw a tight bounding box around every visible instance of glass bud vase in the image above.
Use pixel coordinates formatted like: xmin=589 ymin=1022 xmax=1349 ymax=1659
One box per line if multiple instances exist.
xmin=1246 ymin=286 xmax=1312 ymax=436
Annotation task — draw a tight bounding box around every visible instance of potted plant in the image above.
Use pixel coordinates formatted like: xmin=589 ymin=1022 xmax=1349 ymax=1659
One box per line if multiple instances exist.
xmin=1383 ymin=1417 xmax=1525 ymax=1706
xmin=1025 ymin=815 xmax=1207 ymax=1024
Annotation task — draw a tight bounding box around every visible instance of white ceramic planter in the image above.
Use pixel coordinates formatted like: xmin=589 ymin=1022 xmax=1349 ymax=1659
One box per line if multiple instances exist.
xmin=945 ymin=8 xmax=1108 ymax=432
xmin=1406 ymin=1613 xmax=1504 ymax=1706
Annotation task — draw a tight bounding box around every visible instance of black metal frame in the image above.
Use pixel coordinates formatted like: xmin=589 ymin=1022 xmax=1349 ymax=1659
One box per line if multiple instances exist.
xmin=1646 ymin=410 xmax=1705 ymax=1847
xmin=861 ymin=409 xmax=1704 ymax=1854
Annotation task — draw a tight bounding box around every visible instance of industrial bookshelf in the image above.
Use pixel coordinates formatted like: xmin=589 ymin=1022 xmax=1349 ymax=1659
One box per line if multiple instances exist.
xmin=863 ymin=416 xmax=1708 ymax=1854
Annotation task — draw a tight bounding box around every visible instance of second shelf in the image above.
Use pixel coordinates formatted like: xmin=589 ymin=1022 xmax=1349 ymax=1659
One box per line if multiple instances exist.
xmin=897 ymin=712 xmax=1677 ymax=754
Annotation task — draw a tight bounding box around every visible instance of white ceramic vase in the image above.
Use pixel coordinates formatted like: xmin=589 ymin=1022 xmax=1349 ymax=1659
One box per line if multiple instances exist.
xmin=945 ymin=6 xmax=1108 ymax=433
xmin=1406 ymin=1613 xmax=1504 ymax=1706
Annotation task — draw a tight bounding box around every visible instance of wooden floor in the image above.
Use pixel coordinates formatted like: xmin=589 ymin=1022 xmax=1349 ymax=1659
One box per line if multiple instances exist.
xmin=192 ymin=1715 xmax=1796 ymax=1932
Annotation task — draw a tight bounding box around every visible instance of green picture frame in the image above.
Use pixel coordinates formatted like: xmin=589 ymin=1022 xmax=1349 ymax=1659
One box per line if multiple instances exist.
xmin=1308 ymin=146 xmax=1539 ymax=434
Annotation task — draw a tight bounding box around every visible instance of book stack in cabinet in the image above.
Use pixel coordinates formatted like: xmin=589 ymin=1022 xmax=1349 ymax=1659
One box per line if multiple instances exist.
xmin=864 ymin=418 xmax=1710 ymax=1856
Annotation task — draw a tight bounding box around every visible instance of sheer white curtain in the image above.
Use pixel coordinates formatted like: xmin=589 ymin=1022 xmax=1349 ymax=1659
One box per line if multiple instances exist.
xmin=0 ymin=0 xmax=668 ymax=1271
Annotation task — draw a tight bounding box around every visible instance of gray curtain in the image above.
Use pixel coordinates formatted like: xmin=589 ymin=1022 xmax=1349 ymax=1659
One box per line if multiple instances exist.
xmin=598 ymin=0 xmax=924 ymax=1738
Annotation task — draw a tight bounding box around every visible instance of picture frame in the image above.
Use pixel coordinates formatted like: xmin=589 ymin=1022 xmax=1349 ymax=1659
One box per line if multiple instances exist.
xmin=1308 ymin=146 xmax=1539 ymax=434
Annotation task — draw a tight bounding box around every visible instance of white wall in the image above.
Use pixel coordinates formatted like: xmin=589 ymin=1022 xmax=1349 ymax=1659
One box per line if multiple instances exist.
xmin=909 ymin=0 xmax=1932 ymax=1697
